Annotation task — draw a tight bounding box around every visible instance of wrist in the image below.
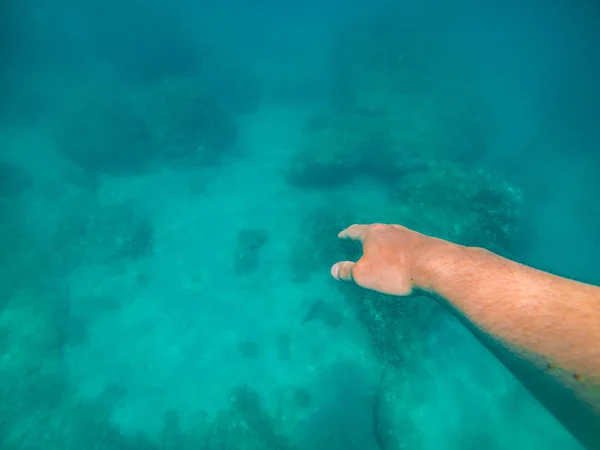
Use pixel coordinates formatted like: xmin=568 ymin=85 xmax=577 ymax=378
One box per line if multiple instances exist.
xmin=414 ymin=238 xmax=477 ymax=295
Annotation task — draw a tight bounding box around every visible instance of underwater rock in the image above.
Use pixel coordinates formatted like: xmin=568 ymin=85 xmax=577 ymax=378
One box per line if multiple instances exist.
xmin=0 ymin=161 xmax=32 ymax=200
xmin=290 ymin=387 xmax=312 ymax=410
xmin=394 ymin=161 xmax=525 ymax=257
xmin=0 ymin=291 xmax=70 ymax=449
xmin=344 ymin=285 xmax=445 ymax=367
xmin=290 ymin=161 xmax=524 ymax=372
xmin=54 ymin=79 xmax=239 ymax=175
xmin=289 ymin=14 xmax=488 ymax=189
xmin=60 ymin=168 xmax=100 ymax=193
xmin=288 ymin=99 xmax=484 ymax=189
xmin=0 ymin=199 xmax=59 ymax=304
xmin=142 ymin=78 xmax=238 ymax=165
xmin=81 ymin=0 xmax=200 ymax=83
xmin=234 ymin=228 xmax=269 ymax=275
xmin=161 ymin=410 xmax=184 ymax=450
xmin=287 ymin=201 xmax=362 ymax=282
xmin=197 ymin=385 xmax=294 ymax=450
xmin=54 ymin=200 xmax=154 ymax=270
xmin=373 ymin=367 xmax=423 ymax=450
xmin=289 ymin=161 xmax=524 ymax=283
xmin=53 ymin=85 xmax=158 ymax=175
xmin=301 ymin=299 xmax=344 ymax=329
xmin=287 ymin=110 xmax=415 ymax=188
xmin=301 ymin=299 xmax=325 ymax=325
xmin=204 ymin=65 xmax=262 ymax=115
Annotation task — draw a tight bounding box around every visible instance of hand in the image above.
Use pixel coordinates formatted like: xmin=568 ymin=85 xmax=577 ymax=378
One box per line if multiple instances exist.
xmin=330 ymin=224 xmax=451 ymax=296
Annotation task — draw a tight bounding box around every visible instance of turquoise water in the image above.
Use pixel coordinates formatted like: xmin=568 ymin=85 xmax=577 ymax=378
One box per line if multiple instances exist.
xmin=1 ymin=1 xmax=599 ymax=449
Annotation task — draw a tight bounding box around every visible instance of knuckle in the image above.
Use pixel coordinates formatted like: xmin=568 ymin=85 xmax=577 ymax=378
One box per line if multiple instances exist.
xmin=352 ymin=261 xmax=366 ymax=280
xmin=370 ymin=223 xmax=389 ymax=234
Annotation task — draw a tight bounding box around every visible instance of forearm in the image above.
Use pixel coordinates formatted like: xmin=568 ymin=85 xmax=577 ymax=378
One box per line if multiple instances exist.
xmin=422 ymin=244 xmax=600 ymax=447
xmin=426 ymin=244 xmax=600 ymax=383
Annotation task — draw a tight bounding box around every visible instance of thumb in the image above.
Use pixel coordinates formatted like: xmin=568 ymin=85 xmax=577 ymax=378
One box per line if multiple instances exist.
xmin=331 ymin=261 xmax=356 ymax=282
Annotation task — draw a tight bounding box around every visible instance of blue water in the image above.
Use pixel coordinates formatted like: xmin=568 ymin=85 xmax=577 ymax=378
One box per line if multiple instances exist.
xmin=1 ymin=0 xmax=599 ymax=448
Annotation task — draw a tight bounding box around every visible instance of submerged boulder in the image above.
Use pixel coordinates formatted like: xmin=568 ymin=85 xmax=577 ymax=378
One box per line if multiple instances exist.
xmin=53 ymin=78 xmax=238 ymax=175
xmin=289 ymin=14 xmax=488 ymax=189
xmin=0 ymin=161 xmax=32 ymax=200
xmin=53 ymin=85 xmax=158 ymax=175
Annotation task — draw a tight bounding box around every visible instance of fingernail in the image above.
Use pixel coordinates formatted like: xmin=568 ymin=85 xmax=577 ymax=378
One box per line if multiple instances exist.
xmin=331 ymin=264 xmax=339 ymax=279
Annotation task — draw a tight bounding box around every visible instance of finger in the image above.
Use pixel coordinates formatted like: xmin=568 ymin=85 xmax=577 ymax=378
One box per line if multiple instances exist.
xmin=331 ymin=261 xmax=356 ymax=282
xmin=338 ymin=224 xmax=369 ymax=242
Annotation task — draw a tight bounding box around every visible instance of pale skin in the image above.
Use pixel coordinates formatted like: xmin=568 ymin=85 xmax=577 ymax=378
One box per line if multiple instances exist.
xmin=331 ymin=224 xmax=600 ymax=449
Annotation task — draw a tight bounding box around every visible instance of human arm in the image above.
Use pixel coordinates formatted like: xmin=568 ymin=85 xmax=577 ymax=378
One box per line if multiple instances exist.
xmin=331 ymin=224 xmax=600 ymax=449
